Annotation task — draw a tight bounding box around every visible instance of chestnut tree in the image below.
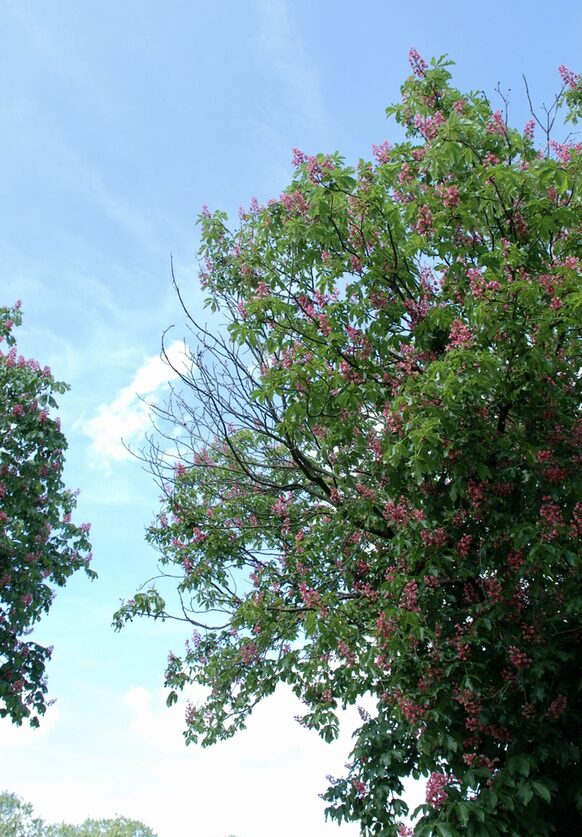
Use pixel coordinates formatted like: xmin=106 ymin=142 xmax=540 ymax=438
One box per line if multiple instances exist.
xmin=117 ymin=54 xmax=582 ymax=835
xmin=0 ymin=302 xmax=94 ymax=726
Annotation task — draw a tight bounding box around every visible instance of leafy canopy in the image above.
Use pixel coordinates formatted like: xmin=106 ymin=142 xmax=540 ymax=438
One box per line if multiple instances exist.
xmin=0 ymin=303 xmax=95 ymax=726
xmin=0 ymin=791 xmax=158 ymax=837
xmin=117 ymin=53 xmax=582 ymax=836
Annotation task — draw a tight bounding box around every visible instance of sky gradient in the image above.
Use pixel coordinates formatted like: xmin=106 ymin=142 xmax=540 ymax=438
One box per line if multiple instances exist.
xmin=0 ymin=1 xmax=580 ymax=835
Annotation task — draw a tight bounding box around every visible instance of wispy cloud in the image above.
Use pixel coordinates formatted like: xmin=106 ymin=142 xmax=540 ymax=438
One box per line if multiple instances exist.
xmin=251 ymin=0 xmax=329 ymax=141
xmin=81 ymin=341 xmax=191 ymax=469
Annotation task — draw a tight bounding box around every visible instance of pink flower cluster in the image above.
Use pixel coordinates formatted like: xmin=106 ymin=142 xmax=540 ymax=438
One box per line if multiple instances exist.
xmin=371 ymin=140 xmax=392 ymax=164
xmin=415 ymin=204 xmax=433 ymax=236
xmin=539 ymin=495 xmax=563 ymax=540
xmin=299 ymin=582 xmax=322 ymax=609
xmin=438 ymin=184 xmax=461 ymax=208
xmin=337 ymin=639 xmax=356 ymax=666
xmin=487 ymin=110 xmax=506 ymax=135
xmin=383 ymin=498 xmax=411 ymax=526
xmin=523 ymin=119 xmax=536 ymax=140
xmin=291 ymin=147 xmax=334 ymax=182
xmin=426 ymin=772 xmax=453 ymax=809
xmin=508 ymin=645 xmax=531 ymax=669
xmin=414 ymin=111 xmax=445 ymax=140
xmin=548 ymin=694 xmax=567 ymax=718
xmin=352 ymin=778 xmax=367 ymax=795
xmin=408 ymin=48 xmax=428 ymax=78
xmin=400 ymin=580 xmax=420 ymax=613
xmin=447 ymin=319 xmax=473 ymax=349
xmin=559 ymin=65 xmax=580 ymax=90
xmin=456 ymin=534 xmax=472 ymax=557
xmin=240 ymin=641 xmax=258 ymax=664
xmin=280 ymin=189 xmax=309 ymax=216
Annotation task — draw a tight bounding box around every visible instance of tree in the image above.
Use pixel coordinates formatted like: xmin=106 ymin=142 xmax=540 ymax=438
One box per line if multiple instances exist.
xmin=46 ymin=815 xmax=158 ymax=837
xmin=116 ymin=53 xmax=582 ymax=835
xmin=0 ymin=303 xmax=95 ymax=726
xmin=0 ymin=791 xmax=158 ymax=837
xmin=0 ymin=791 xmax=45 ymax=837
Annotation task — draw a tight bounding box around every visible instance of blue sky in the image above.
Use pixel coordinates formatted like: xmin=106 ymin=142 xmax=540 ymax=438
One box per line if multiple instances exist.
xmin=0 ymin=1 xmax=580 ymax=835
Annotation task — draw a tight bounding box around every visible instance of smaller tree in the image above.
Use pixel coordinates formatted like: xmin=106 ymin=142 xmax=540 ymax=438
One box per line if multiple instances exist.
xmin=46 ymin=815 xmax=158 ymax=837
xmin=0 ymin=791 xmax=45 ymax=837
xmin=0 ymin=302 xmax=95 ymax=726
xmin=0 ymin=791 xmax=158 ymax=837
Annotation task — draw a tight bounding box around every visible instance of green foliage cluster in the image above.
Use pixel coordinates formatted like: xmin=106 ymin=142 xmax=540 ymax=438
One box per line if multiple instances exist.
xmin=0 ymin=303 xmax=95 ymax=726
xmin=117 ymin=54 xmax=582 ymax=835
xmin=0 ymin=791 xmax=157 ymax=837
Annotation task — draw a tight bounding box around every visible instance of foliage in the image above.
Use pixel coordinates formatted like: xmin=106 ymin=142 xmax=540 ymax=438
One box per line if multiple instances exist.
xmin=0 ymin=791 xmax=46 ymax=837
xmin=0 ymin=303 xmax=95 ymax=726
xmin=117 ymin=54 xmax=582 ymax=835
xmin=0 ymin=791 xmax=158 ymax=837
xmin=46 ymin=816 xmax=158 ymax=836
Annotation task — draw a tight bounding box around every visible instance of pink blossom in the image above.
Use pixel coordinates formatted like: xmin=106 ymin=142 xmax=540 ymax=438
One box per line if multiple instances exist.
xmin=292 ymin=147 xmax=307 ymax=166
xmin=272 ymin=494 xmax=291 ymax=516
xmin=383 ymin=499 xmax=411 ymax=526
xmin=414 ymin=204 xmax=433 ymax=236
xmin=356 ymin=483 xmax=376 ymax=501
xmin=447 ymin=319 xmax=474 ymax=349
xmin=255 ymin=281 xmax=270 ymax=298
xmin=400 ymin=580 xmax=420 ymax=613
xmin=371 ymin=141 xmax=392 ymax=164
xmin=483 ymin=152 xmax=500 ymax=166
xmin=550 ymin=139 xmax=581 ymax=163
xmin=456 ymin=534 xmax=472 ymax=557
xmin=280 ymin=189 xmax=309 ymax=216
xmin=487 ymin=110 xmax=506 ymax=135
xmin=523 ymin=119 xmax=535 ymax=140
xmin=548 ymin=695 xmax=567 ymax=718
xmin=408 ymin=48 xmax=428 ymax=78
xmin=240 ymin=641 xmax=258 ymax=664
xmin=352 ymin=779 xmax=367 ymax=795
xmin=508 ymin=645 xmax=531 ymax=669
xmin=481 ymin=575 xmax=503 ymax=604
xmin=559 ymin=64 xmax=580 ymax=90
xmin=414 ymin=111 xmax=445 ymax=140
xmin=539 ymin=495 xmax=563 ymax=540
xmin=438 ymin=184 xmax=461 ymax=208
xmin=299 ymin=583 xmax=321 ymax=609
xmin=426 ymin=772 xmax=453 ymax=809
xmin=337 ymin=639 xmax=356 ymax=666
xmin=329 ymin=488 xmax=343 ymax=504
xmin=192 ymin=527 xmax=208 ymax=544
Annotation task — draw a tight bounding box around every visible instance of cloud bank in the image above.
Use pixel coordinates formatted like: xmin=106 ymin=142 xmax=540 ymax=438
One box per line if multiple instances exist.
xmin=82 ymin=340 xmax=190 ymax=468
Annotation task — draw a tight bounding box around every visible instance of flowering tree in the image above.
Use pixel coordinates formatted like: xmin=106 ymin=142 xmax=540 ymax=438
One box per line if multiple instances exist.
xmin=116 ymin=54 xmax=582 ymax=835
xmin=0 ymin=303 xmax=94 ymax=726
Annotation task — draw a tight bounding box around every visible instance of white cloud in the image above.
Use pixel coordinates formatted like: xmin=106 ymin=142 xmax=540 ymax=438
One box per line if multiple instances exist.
xmin=117 ymin=683 xmax=363 ymax=837
xmin=3 ymin=683 xmax=423 ymax=837
xmin=81 ymin=340 xmax=191 ymax=469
